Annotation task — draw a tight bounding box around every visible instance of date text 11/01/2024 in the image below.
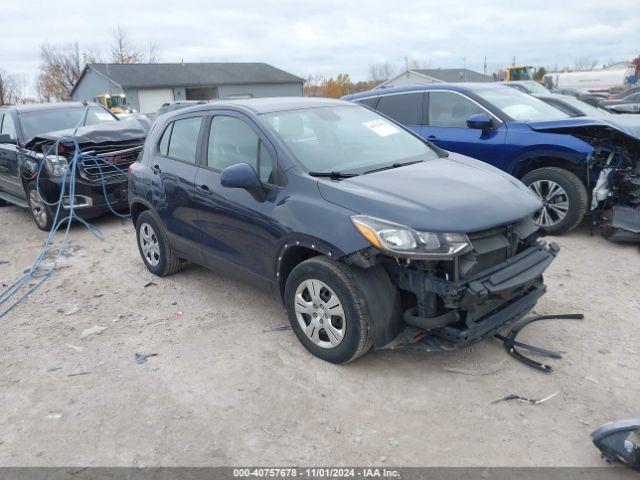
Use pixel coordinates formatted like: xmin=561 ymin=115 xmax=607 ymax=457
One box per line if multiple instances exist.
xmin=233 ymin=468 xmax=401 ymax=478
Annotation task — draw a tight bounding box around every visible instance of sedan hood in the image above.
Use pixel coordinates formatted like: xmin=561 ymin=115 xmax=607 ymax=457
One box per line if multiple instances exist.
xmin=317 ymin=154 xmax=541 ymax=233
xmin=24 ymin=118 xmax=147 ymax=150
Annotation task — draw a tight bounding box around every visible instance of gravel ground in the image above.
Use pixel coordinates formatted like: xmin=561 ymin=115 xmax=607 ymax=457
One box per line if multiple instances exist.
xmin=0 ymin=204 xmax=639 ymax=467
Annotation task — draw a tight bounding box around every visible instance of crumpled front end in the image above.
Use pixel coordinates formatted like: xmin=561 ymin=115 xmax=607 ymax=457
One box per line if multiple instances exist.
xmin=345 ymin=217 xmax=558 ymax=351
xmin=530 ymin=121 xmax=640 ymax=242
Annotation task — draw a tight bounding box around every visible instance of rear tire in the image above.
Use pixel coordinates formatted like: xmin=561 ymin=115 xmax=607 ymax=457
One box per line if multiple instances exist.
xmin=522 ymin=167 xmax=588 ymax=235
xmin=284 ymin=256 xmax=372 ymax=364
xmin=135 ymin=210 xmax=182 ymax=277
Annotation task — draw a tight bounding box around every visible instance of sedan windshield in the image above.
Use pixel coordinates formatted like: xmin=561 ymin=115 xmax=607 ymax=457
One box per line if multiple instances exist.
xmin=475 ymin=87 xmax=569 ymax=122
xmin=19 ymin=106 xmax=117 ymax=140
xmin=263 ymin=105 xmax=439 ymax=174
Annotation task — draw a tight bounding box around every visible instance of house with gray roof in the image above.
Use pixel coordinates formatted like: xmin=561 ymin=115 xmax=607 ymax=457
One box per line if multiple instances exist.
xmin=70 ymin=63 xmax=304 ymax=114
xmin=376 ymin=68 xmax=494 ymax=89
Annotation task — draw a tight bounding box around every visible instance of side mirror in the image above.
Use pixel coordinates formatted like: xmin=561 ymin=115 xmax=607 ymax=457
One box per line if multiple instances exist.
xmin=592 ymin=418 xmax=640 ymax=470
xmin=221 ymin=163 xmax=266 ymax=202
xmin=0 ymin=134 xmax=16 ymax=145
xmin=466 ymin=114 xmax=493 ymax=133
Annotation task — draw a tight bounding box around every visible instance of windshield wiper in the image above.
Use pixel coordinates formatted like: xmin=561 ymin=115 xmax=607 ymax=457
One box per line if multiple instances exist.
xmin=308 ymin=171 xmax=359 ymax=179
xmin=362 ymin=159 xmax=424 ymax=175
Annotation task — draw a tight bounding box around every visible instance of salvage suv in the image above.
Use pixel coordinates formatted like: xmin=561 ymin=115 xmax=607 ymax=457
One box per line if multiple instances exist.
xmin=0 ymin=102 xmax=147 ymax=230
xmin=128 ymin=97 xmax=558 ymax=363
xmin=345 ymin=84 xmax=640 ymax=240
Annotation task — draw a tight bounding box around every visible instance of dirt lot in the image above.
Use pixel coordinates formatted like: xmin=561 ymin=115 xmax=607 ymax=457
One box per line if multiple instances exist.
xmin=0 ymin=204 xmax=639 ymax=467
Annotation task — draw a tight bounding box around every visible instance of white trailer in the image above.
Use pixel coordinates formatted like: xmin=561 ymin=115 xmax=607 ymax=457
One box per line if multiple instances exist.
xmin=544 ymin=64 xmax=636 ymax=93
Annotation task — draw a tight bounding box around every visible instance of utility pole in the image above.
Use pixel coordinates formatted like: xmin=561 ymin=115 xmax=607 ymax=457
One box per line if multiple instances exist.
xmin=404 ymin=56 xmax=409 ymax=72
xmin=484 ymin=56 xmax=487 ymax=76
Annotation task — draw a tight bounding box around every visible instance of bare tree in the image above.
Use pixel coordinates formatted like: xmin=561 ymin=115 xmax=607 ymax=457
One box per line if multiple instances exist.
xmin=574 ymin=57 xmax=598 ymax=71
xmin=110 ymin=25 xmax=143 ymax=64
xmin=408 ymin=58 xmax=428 ymax=70
xmin=0 ymin=71 xmax=28 ymax=105
xmin=368 ymin=63 xmax=397 ymax=83
xmin=37 ymin=42 xmax=83 ymax=101
xmin=147 ymin=41 xmax=161 ymax=63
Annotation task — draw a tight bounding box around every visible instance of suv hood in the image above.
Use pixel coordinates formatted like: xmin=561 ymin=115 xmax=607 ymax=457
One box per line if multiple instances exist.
xmin=24 ymin=118 xmax=147 ymax=150
xmin=317 ymin=154 xmax=541 ymax=233
xmin=527 ymin=117 xmax=640 ymax=142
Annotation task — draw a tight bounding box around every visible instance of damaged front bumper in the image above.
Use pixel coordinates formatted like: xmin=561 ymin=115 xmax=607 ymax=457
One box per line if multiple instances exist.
xmin=383 ymin=241 xmax=559 ymax=351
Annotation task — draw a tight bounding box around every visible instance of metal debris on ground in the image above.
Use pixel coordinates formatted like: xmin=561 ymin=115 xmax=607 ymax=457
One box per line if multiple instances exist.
xmin=491 ymin=391 xmax=560 ymax=405
xmin=262 ymin=324 xmax=292 ymax=333
xmin=80 ymin=325 xmax=107 ymax=338
xmin=495 ymin=313 xmax=584 ymax=373
xmin=443 ymin=358 xmax=507 ymax=376
xmin=0 ymin=260 xmax=9 ymax=265
xmin=126 ymin=271 xmax=155 ymax=288
xmin=67 ymin=371 xmax=91 ymax=377
xmin=591 ymin=417 xmax=640 ymax=471
xmin=135 ymin=353 xmax=158 ymax=364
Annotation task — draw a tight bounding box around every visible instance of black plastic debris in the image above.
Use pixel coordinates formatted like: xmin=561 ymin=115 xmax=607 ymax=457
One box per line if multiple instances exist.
xmin=592 ymin=418 xmax=640 ymax=471
xmin=495 ymin=313 xmax=584 ymax=372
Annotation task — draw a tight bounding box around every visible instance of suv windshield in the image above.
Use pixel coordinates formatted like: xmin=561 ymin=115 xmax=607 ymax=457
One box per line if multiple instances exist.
xmin=18 ymin=106 xmax=117 ymax=140
xmin=476 ymin=87 xmax=569 ymax=122
xmin=263 ymin=105 xmax=439 ymax=174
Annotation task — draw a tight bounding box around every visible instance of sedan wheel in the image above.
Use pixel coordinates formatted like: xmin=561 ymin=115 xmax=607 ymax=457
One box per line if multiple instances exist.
xmin=528 ymin=179 xmax=569 ymax=228
xmin=294 ymin=279 xmax=346 ymax=349
xmin=27 ymin=183 xmax=53 ymax=231
xmin=139 ymin=222 xmax=161 ymax=267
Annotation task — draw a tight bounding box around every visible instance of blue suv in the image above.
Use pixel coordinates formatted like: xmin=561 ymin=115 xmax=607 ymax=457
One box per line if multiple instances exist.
xmin=344 ymin=84 xmax=640 ymax=237
xmin=128 ymin=98 xmax=558 ymax=363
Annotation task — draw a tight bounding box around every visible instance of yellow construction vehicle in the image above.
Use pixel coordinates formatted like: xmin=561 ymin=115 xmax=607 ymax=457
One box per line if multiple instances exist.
xmin=506 ymin=66 xmax=534 ymax=81
xmin=94 ymin=93 xmax=135 ymax=114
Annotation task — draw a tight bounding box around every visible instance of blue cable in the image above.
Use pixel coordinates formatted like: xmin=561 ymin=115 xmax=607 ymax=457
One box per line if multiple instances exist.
xmin=0 ymin=107 xmax=135 ymax=318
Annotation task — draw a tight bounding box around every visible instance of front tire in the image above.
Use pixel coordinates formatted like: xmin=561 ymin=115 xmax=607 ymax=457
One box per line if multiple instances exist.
xmin=522 ymin=167 xmax=588 ymax=235
xmin=27 ymin=182 xmax=53 ymax=231
xmin=284 ymin=256 xmax=372 ymax=364
xmin=135 ymin=211 xmax=182 ymax=277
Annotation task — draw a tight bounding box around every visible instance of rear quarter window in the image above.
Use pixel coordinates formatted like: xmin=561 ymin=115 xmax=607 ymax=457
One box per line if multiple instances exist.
xmin=375 ymin=93 xmax=422 ymax=125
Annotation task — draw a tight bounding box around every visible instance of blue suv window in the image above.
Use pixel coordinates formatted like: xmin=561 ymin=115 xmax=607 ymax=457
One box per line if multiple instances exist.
xmin=376 ymin=93 xmax=422 ymax=125
xmin=208 ymin=116 xmax=273 ymax=183
xmin=428 ymin=91 xmax=484 ymax=128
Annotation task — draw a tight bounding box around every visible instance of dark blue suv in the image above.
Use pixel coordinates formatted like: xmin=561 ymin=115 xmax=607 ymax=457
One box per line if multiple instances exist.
xmin=344 ymin=84 xmax=640 ymax=238
xmin=129 ymin=98 xmax=558 ymax=363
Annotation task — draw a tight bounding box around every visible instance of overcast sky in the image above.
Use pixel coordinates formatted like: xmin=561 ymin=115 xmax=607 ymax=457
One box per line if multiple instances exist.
xmin=2 ymin=0 xmax=639 ymax=85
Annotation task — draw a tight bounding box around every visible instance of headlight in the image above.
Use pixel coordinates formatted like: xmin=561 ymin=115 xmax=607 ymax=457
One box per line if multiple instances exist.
xmin=351 ymin=215 xmax=471 ymax=258
xmin=43 ymin=154 xmax=69 ymax=176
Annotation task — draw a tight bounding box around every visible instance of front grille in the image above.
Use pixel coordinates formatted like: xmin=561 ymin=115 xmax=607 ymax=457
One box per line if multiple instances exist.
xmin=79 ymin=145 xmax=143 ymax=183
xmin=459 ymin=217 xmax=538 ymax=279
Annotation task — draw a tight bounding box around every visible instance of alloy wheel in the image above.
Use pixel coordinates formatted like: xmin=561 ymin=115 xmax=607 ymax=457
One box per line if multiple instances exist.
xmin=528 ymin=180 xmax=570 ymax=228
xmin=139 ymin=222 xmax=161 ymax=267
xmin=294 ymin=279 xmax=346 ymax=349
xmin=29 ymin=189 xmax=49 ymax=229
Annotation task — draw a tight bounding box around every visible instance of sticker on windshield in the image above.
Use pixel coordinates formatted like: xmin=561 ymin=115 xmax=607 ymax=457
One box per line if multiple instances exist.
xmin=95 ymin=112 xmax=114 ymax=121
xmin=363 ymin=119 xmax=399 ymax=137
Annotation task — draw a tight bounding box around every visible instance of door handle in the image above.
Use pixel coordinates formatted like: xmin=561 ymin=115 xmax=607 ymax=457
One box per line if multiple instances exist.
xmin=196 ymin=184 xmax=212 ymax=196
xmin=152 ymin=164 xmax=162 ymax=174
xmin=427 ymin=135 xmax=437 ymax=141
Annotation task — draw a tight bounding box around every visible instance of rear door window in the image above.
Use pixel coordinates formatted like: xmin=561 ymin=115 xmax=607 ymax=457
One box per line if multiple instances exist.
xmin=165 ymin=117 xmax=202 ymax=163
xmin=427 ymin=91 xmax=485 ymax=128
xmin=376 ymin=93 xmax=422 ymax=125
